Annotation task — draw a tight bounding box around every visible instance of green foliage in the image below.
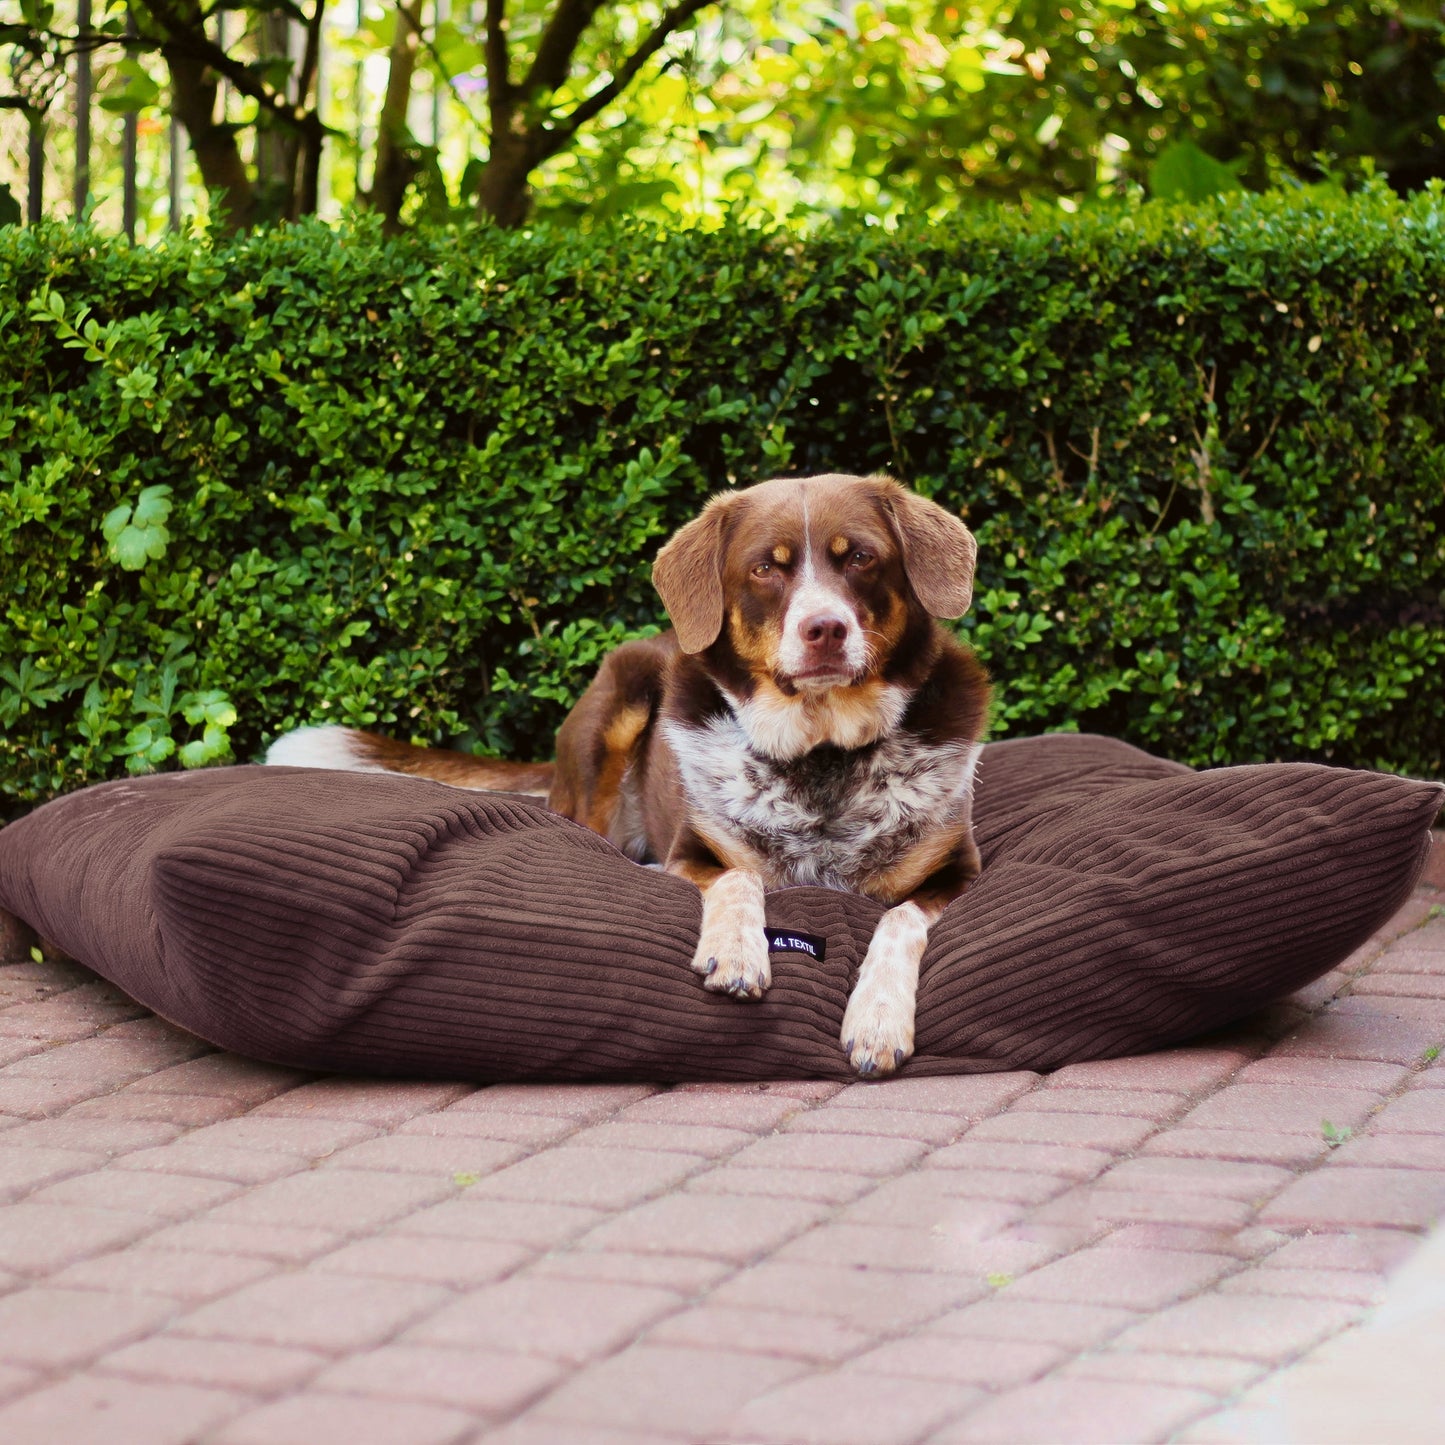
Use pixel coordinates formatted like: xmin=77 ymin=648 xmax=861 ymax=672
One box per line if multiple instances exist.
xmin=2 ymin=186 xmax=1443 ymax=815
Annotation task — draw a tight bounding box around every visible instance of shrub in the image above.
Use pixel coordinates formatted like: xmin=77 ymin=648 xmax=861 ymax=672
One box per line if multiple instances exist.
xmin=3 ymin=186 xmax=1443 ymax=817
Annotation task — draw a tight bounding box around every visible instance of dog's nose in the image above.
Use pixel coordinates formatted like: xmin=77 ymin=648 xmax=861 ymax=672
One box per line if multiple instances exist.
xmin=800 ymin=614 xmax=850 ymax=648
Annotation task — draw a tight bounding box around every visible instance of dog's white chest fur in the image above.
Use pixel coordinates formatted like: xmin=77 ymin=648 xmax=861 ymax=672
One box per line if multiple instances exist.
xmin=664 ymin=711 xmax=980 ymax=893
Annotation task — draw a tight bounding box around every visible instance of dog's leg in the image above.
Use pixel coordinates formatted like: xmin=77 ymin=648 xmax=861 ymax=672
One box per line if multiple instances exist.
xmin=841 ymin=899 xmax=938 ymax=1077
xmin=675 ymin=863 xmax=771 ymax=1000
xmin=841 ymin=833 xmax=981 ymax=1077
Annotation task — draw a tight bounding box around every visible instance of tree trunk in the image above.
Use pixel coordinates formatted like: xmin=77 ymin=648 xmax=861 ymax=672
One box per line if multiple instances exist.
xmin=368 ymin=0 xmax=426 ymax=232
xmin=165 ymin=43 xmax=256 ymax=232
xmin=254 ymin=10 xmax=299 ymax=220
xmin=475 ymin=127 xmax=545 ymax=227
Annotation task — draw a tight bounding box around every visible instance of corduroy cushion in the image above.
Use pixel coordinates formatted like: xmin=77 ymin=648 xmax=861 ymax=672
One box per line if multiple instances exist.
xmin=0 ymin=735 xmax=1438 ymax=1082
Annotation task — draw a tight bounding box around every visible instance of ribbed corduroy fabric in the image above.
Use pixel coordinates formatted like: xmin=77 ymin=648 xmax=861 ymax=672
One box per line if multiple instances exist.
xmin=0 ymin=735 xmax=1438 ymax=1081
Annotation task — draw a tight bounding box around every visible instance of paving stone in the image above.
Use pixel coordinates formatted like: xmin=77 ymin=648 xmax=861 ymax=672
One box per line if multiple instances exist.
xmin=28 ymin=1168 xmax=241 ymax=1219
xmin=312 ymin=1343 xmax=563 ymax=1415
xmin=1352 ymin=973 xmax=1445 ymax=999
xmin=0 ymin=1201 xmax=157 ymax=1274
xmin=1112 ymin=1291 xmax=1361 ymax=1361
xmin=183 ymin=1117 xmax=378 ymax=1156
xmin=0 ymin=1118 xmax=183 ymax=1154
xmin=820 ymin=1073 xmax=1037 ymax=1115
xmin=0 ymin=1286 xmax=178 ymax=1367
xmin=530 ymin=1344 xmax=803 ymax=1438
xmin=1098 ymin=1224 xmax=1276 ymax=1258
xmin=309 ymin=1232 xmax=532 ymax=1286
xmin=1364 ymin=1088 xmax=1445 ymax=1133
xmin=775 ymin=1219 xmax=1032 ymax=1276
xmin=0 ymin=1076 xmax=115 ymax=1118
xmin=923 ymin=1297 xmax=1139 ymax=1349
xmin=837 ymin=1174 xmax=1021 ymax=1231
xmin=465 ymin=1146 xmax=700 ymax=1209
xmin=564 ymin=1119 xmax=757 ymax=1157
xmin=782 ymin=1106 xmax=965 ymax=1144
xmin=96 ymin=1335 xmax=326 ymax=1391
xmin=406 ymin=1276 xmax=683 ymax=1361
xmin=143 ymin=1217 xmax=344 ymax=1262
xmin=1093 ymin=1156 xmax=1294 ymax=1199
xmin=614 ymin=1090 xmax=807 ymax=1131
xmin=0 ymin=1144 xmax=106 ymax=1201
xmin=110 ymin=1143 xmax=309 ymax=1185
xmin=923 ymin=1139 xmax=1116 ymax=1179
xmin=209 ymin=1392 xmax=474 ymax=1445
xmin=1046 ymin=1048 xmax=1251 ymax=1094
xmin=49 ymin=1247 xmax=277 ymax=1302
xmin=317 ymin=1133 xmax=525 ymax=1177
xmin=648 ymin=1304 xmax=873 ymax=1363
xmin=0 ymin=1037 xmax=175 ymax=1087
xmin=961 ymin=1109 xmax=1157 ymax=1151
xmin=929 ymin=1376 xmax=1214 ymax=1444
xmin=64 ymin=1093 xmax=247 ymax=1126
xmin=397 ymin=1110 xmax=581 ymax=1146
xmin=726 ymin=1369 xmax=979 ymax=1445
xmin=1030 ymin=1184 xmax=1256 ymax=1232
xmin=1140 ymin=1128 xmax=1329 ymax=1169
xmin=0 ymin=1373 xmax=245 ymax=1445
xmin=1177 ymin=1083 xmax=1382 ymax=1135
xmin=1214 ymin=1266 xmax=1384 ymax=1305
xmin=530 ymin=1249 xmax=732 ymax=1294
xmin=1258 ymin=1230 xmax=1422 ymax=1274
xmin=1010 ymin=1087 xmax=1186 ymax=1120
xmin=1004 ymin=1246 xmax=1235 ymax=1310
xmin=484 ymin=1423 xmax=680 ymax=1445
xmin=446 ymin=1083 xmax=658 ymax=1120
xmin=1060 ymin=1349 xmax=1266 ymax=1394
xmin=684 ymin=1165 xmax=875 ymax=1204
xmin=578 ymin=1190 xmax=830 ymax=1262
xmin=201 ymin=1167 xmax=454 ymax=1232
xmin=1260 ymin=1166 xmax=1445 ymax=1229
xmin=725 ymin=1131 xmax=929 ymax=1174
xmin=847 ymin=1334 xmax=1065 ymax=1388
xmin=121 ymin=1054 xmax=310 ymax=1100
xmin=393 ymin=1197 xmax=605 ymax=1247
xmin=247 ymin=1078 xmax=474 ymax=1124
xmin=708 ymin=1261 xmax=984 ymax=1333
xmin=172 ymin=1271 xmax=450 ymax=1351
xmin=1272 ymin=1006 xmax=1445 ymax=1066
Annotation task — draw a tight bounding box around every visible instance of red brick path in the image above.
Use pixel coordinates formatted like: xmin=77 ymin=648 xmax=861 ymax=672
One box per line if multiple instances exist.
xmin=0 ymin=838 xmax=1440 ymax=1443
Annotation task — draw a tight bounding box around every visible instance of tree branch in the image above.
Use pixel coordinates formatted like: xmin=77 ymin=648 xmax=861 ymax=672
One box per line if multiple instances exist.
xmin=484 ymin=0 xmax=512 ymax=112
xmin=549 ymin=0 xmax=715 ymax=144
xmin=523 ymin=0 xmax=605 ymax=100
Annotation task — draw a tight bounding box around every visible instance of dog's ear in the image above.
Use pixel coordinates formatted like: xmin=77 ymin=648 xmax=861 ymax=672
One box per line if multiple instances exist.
xmin=881 ymin=480 xmax=978 ymax=619
xmin=652 ymin=495 xmax=734 ymax=653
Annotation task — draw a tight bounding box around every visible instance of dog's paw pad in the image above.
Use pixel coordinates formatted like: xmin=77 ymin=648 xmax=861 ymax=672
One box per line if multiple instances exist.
xmin=841 ymin=993 xmax=913 ymax=1078
xmin=691 ymin=940 xmax=771 ymax=1000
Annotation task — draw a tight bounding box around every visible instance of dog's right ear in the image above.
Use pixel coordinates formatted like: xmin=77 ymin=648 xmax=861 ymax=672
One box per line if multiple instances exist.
xmin=652 ymin=495 xmax=734 ymax=654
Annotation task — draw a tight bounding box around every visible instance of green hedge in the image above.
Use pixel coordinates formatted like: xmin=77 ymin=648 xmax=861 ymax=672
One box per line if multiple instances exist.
xmin=3 ymin=188 xmax=1443 ymax=816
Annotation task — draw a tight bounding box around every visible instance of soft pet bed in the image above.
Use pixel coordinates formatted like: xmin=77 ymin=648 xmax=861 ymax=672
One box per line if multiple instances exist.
xmin=0 ymin=735 xmax=1438 ymax=1082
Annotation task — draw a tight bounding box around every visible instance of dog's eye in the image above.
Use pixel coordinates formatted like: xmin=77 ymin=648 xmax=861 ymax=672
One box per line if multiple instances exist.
xmin=751 ymin=562 xmax=774 ymax=578
xmin=847 ymin=550 xmax=875 ymax=569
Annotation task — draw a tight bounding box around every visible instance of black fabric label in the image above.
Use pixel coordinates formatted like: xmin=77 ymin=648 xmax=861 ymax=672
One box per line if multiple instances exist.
xmin=764 ymin=928 xmax=827 ymax=962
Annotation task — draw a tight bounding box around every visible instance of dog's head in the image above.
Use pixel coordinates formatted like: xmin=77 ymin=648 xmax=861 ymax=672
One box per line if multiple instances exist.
xmin=653 ymin=473 xmax=977 ymax=695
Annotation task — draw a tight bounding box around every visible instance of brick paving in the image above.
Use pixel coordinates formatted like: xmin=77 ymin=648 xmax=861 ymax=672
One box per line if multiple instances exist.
xmin=0 ymin=836 xmax=1437 ymax=1443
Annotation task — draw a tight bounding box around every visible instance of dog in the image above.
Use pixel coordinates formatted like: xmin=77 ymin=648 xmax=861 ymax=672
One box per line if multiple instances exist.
xmin=266 ymin=472 xmax=990 ymax=1075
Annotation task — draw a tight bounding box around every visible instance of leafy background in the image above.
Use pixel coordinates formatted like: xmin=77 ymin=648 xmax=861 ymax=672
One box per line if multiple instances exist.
xmin=2 ymin=183 xmax=1443 ymax=816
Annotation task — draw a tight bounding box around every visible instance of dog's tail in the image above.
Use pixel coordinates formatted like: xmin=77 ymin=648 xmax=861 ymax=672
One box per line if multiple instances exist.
xmin=264 ymin=725 xmax=555 ymax=797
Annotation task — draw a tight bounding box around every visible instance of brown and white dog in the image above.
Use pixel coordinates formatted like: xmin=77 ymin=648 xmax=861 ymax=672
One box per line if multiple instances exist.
xmin=266 ymin=473 xmax=990 ymax=1075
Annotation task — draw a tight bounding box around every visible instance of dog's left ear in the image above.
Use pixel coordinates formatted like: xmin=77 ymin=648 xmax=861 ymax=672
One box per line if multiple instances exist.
xmin=652 ymin=494 xmax=734 ymax=653
xmin=881 ymin=481 xmax=978 ymax=619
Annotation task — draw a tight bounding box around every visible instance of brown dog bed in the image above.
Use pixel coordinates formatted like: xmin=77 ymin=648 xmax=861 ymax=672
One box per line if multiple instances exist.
xmin=0 ymin=735 xmax=1439 ymax=1082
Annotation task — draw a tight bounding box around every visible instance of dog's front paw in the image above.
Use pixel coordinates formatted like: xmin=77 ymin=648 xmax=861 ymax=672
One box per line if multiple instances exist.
xmin=691 ymin=931 xmax=772 ymax=1000
xmin=841 ymin=982 xmax=914 ymax=1077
